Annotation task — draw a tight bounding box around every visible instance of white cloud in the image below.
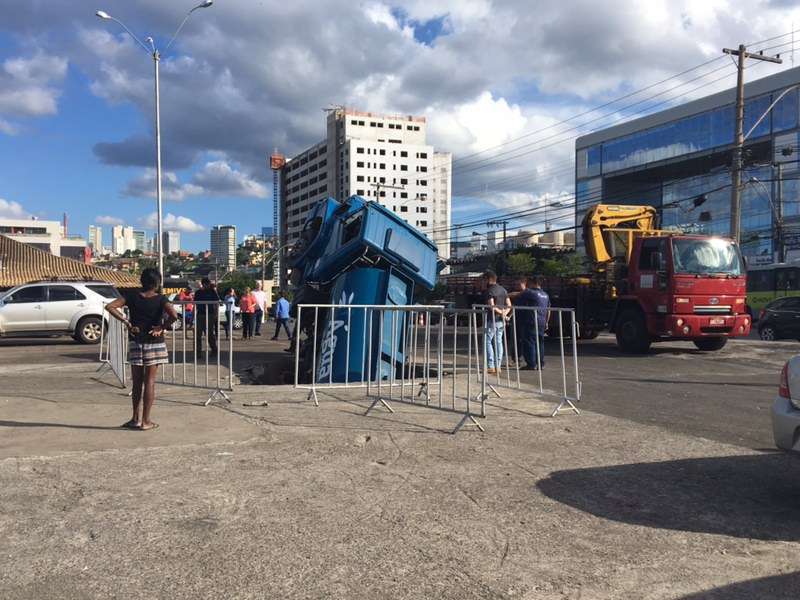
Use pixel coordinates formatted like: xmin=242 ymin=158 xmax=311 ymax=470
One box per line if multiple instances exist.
xmin=95 ymin=215 xmax=124 ymax=225
xmin=0 ymin=52 xmax=67 ymax=118
xmin=122 ymin=160 xmax=266 ymax=201
xmin=122 ymin=169 xmax=203 ymax=201
xmin=191 ymin=160 xmax=268 ymax=198
xmin=0 ymin=198 xmax=28 ymax=219
xmin=139 ymin=212 xmax=205 ymax=233
xmin=0 ymin=118 xmax=18 ymax=135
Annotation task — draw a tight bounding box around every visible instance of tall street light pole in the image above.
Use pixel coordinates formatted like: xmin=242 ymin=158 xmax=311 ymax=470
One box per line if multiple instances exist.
xmin=96 ymin=1 xmax=213 ymax=278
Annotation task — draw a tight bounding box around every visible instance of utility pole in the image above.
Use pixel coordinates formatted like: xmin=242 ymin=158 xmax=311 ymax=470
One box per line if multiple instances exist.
xmin=369 ymin=181 xmax=405 ymax=201
xmin=723 ymin=44 xmax=782 ymax=244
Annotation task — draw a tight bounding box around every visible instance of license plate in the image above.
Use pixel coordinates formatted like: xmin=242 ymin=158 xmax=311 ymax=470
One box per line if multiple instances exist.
xmin=709 ymin=317 xmax=725 ymax=325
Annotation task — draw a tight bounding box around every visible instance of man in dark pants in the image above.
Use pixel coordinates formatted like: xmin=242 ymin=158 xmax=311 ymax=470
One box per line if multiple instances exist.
xmin=194 ymin=277 xmax=220 ymax=355
xmin=515 ymin=276 xmax=550 ymax=369
xmin=272 ymin=290 xmax=293 ymax=340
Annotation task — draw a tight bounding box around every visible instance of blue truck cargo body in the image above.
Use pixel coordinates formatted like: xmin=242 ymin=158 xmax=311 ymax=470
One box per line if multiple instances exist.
xmin=290 ymin=195 xmax=439 ymax=385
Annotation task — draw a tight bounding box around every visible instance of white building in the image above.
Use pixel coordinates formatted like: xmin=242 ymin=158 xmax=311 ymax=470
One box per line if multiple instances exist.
xmin=278 ymin=108 xmax=452 ymax=272
xmin=88 ymin=225 xmax=102 ymax=252
xmin=111 ymin=225 xmax=136 ymax=255
xmin=0 ymin=217 xmax=87 ymax=261
xmin=161 ymin=231 xmax=180 ymax=255
xmin=210 ymin=225 xmax=236 ymax=271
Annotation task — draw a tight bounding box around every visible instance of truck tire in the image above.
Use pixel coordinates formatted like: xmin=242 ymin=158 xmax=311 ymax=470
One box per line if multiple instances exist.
xmin=76 ymin=316 xmax=103 ymax=344
xmin=615 ymin=309 xmax=651 ymax=353
xmin=693 ymin=338 xmax=727 ymax=351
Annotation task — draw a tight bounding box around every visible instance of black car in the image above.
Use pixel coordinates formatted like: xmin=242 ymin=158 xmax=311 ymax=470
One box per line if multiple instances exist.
xmin=758 ymin=296 xmax=800 ymax=341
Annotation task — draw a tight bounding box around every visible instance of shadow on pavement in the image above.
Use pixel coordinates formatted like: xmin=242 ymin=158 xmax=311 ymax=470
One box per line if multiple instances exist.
xmin=678 ymin=572 xmax=800 ymax=599
xmin=0 ymin=419 xmax=130 ymax=431
xmin=537 ymin=453 xmax=800 ymax=541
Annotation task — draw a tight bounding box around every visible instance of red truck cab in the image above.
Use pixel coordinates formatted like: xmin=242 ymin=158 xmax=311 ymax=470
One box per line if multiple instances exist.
xmin=615 ymin=234 xmax=751 ymax=352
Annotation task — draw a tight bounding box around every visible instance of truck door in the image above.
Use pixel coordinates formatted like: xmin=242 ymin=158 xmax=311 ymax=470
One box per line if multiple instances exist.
xmin=634 ymin=238 xmax=668 ymax=316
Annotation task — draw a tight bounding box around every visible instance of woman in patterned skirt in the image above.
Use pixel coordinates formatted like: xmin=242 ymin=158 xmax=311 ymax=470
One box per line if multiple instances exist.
xmin=105 ymin=268 xmax=177 ymax=431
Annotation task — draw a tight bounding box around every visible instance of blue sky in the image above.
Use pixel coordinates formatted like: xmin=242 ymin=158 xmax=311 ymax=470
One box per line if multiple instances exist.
xmin=2 ymin=1 xmax=800 ymax=252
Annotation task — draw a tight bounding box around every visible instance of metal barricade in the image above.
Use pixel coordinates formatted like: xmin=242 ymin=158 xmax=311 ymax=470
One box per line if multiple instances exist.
xmin=158 ymin=300 xmax=234 ymax=405
xmin=294 ymin=304 xmax=486 ymax=433
xmin=97 ymin=306 xmax=127 ymax=387
xmin=475 ymin=304 xmax=581 ymax=417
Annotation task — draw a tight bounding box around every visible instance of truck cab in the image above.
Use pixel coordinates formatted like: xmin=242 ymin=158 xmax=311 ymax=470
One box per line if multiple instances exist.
xmin=616 ymin=234 xmax=751 ymax=352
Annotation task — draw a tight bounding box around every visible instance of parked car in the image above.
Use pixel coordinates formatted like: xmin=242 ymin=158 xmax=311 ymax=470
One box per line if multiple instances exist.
xmin=0 ymin=281 xmax=119 ymax=344
xmin=167 ymin=292 xmax=243 ymax=330
xmin=773 ymin=355 xmax=800 ymax=451
xmin=757 ymin=297 xmax=800 ymax=341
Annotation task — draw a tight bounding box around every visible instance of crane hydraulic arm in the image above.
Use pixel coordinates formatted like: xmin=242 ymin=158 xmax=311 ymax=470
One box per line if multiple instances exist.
xmin=582 ymin=204 xmax=658 ymax=264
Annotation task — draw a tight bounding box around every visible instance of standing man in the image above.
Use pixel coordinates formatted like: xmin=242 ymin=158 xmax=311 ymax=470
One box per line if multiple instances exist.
xmin=518 ymin=276 xmax=550 ymax=369
xmin=252 ymin=282 xmax=268 ymax=337
xmin=272 ymin=290 xmax=293 ymax=341
xmin=483 ymin=270 xmax=511 ymax=375
xmin=193 ymin=278 xmax=220 ymax=356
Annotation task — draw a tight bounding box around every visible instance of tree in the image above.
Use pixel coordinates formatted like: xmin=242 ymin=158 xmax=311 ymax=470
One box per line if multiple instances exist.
xmin=506 ymin=252 xmax=535 ymax=276
xmin=221 ymin=271 xmax=256 ymax=295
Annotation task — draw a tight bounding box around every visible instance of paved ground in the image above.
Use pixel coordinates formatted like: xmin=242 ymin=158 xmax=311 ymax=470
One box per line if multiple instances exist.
xmin=1 ymin=334 xmax=799 ymax=598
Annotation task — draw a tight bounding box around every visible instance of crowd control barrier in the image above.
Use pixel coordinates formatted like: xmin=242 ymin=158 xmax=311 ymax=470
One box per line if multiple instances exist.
xmin=97 ymin=300 xmax=234 ymax=405
xmin=159 ymin=300 xmax=234 ymax=405
xmin=97 ymin=308 xmax=127 ymax=388
xmin=294 ymin=304 xmax=487 ymax=433
xmin=475 ymin=304 xmax=582 ymax=417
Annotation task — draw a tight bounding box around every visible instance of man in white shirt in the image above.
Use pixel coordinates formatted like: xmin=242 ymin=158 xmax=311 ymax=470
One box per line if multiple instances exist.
xmin=252 ymin=281 xmax=268 ymax=337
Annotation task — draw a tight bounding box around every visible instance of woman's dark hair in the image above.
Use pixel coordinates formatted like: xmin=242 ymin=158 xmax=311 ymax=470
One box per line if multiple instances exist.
xmin=140 ymin=268 xmax=162 ymax=292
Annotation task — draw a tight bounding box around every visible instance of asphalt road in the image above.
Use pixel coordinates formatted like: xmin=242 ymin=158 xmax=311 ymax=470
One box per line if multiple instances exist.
xmin=0 ymin=331 xmax=796 ymax=451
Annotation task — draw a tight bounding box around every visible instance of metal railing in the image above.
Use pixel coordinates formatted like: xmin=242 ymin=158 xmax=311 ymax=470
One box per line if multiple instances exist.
xmin=159 ymin=300 xmax=234 ymax=405
xmin=97 ymin=305 xmax=127 ymax=387
xmin=475 ymin=304 xmax=581 ymax=417
xmin=294 ymin=304 xmax=487 ymax=433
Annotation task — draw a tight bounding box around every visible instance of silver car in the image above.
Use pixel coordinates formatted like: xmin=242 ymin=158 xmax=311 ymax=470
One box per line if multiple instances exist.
xmin=0 ymin=281 xmax=119 ymax=344
xmin=773 ymin=355 xmax=800 ymax=451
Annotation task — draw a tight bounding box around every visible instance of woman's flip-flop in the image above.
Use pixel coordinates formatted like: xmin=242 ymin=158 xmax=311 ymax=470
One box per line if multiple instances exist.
xmin=139 ymin=422 xmax=159 ymax=431
xmin=121 ymin=420 xmax=140 ymax=429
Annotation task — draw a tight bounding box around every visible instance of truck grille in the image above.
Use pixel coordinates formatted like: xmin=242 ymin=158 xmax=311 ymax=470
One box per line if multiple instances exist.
xmin=694 ymin=305 xmax=732 ymax=314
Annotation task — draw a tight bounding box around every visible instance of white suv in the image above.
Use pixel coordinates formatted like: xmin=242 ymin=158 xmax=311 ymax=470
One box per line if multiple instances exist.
xmin=0 ymin=281 xmax=120 ymax=344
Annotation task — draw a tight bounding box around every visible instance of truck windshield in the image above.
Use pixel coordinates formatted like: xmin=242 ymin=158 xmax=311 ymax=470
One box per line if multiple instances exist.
xmin=672 ymin=238 xmax=743 ymax=276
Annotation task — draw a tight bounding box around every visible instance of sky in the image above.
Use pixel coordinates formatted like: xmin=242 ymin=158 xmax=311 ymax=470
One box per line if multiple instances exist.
xmin=2 ymin=0 xmax=800 ymax=252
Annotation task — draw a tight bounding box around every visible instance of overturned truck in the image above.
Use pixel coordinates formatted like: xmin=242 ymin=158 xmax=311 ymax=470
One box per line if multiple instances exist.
xmin=287 ymin=195 xmax=440 ymax=384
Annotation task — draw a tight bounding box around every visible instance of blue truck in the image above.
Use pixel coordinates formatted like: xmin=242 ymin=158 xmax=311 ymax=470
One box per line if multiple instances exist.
xmin=288 ymin=195 xmax=440 ymax=383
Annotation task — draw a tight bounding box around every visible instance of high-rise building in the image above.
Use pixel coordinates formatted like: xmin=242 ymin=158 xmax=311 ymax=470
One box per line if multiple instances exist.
xmin=111 ymin=225 xmax=136 ymax=255
xmin=277 ymin=108 xmax=452 ymax=284
xmin=88 ymin=225 xmax=102 ymax=252
xmin=161 ymin=230 xmax=180 ymax=255
xmin=111 ymin=225 xmax=124 ymax=255
xmin=133 ymin=230 xmax=147 ymax=253
xmin=210 ymin=225 xmax=236 ymax=271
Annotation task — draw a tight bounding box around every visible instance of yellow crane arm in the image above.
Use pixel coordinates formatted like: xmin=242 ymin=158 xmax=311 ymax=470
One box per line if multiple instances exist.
xmin=582 ymin=204 xmax=658 ymax=263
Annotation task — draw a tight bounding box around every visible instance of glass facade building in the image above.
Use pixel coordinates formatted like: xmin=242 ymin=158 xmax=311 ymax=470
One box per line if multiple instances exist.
xmin=575 ymin=66 xmax=800 ymax=263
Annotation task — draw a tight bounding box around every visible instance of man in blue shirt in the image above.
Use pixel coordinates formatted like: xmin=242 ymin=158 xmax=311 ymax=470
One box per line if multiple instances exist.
xmin=271 ymin=290 xmax=293 ymax=340
xmin=514 ymin=276 xmax=550 ymax=369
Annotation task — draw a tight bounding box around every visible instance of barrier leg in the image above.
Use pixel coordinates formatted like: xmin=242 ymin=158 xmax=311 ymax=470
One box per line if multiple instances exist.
xmin=452 ymin=413 xmax=485 ymax=434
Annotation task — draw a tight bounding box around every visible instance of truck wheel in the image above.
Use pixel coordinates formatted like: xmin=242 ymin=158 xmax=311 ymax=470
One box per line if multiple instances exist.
xmin=693 ymin=338 xmax=727 ymax=351
xmin=579 ymin=328 xmax=600 ymax=340
xmin=76 ymin=316 xmax=103 ymax=344
xmin=615 ymin=310 xmax=651 ymax=353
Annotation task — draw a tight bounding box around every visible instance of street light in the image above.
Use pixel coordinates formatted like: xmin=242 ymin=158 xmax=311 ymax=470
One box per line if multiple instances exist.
xmin=95 ymin=1 xmax=213 ymax=279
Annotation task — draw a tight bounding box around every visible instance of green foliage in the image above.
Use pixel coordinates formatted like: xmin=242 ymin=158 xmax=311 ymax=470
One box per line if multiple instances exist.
xmin=220 ymin=271 xmax=257 ymax=295
xmin=506 ymin=252 xmax=535 ymax=276
xmin=537 ymin=253 xmax=585 ymax=276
